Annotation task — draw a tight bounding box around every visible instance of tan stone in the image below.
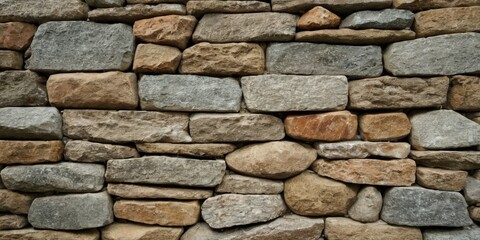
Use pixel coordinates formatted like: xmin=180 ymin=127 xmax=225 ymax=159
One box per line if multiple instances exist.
xmin=297 ymin=6 xmax=340 ymax=30
xmin=0 ymin=189 xmax=34 ymax=214
xmin=179 ymin=42 xmax=265 ymax=76
xmin=0 ymin=140 xmax=63 ymax=165
xmin=107 ymin=183 xmax=213 ymax=200
xmin=0 ymin=50 xmax=22 ymax=70
xmin=393 ymin=0 xmax=480 ymax=11
xmin=47 ymin=72 xmax=138 ymax=110
xmin=88 ymin=4 xmax=186 ymax=23
xmin=114 ymin=200 xmax=200 ymax=226
xmin=348 ymin=187 xmax=382 ymax=223
xmin=133 ymin=15 xmax=197 ymax=49
xmin=416 ymin=167 xmax=468 ymax=191
xmin=360 ymin=113 xmax=411 ymax=141
xmin=296 ymin=29 xmax=415 ymax=45
xmin=284 ymin=111 xmax=357 ymax=142
xmin=187 ymin=1 xmax=271 ymax=16
xmin=0 ymin=22 xmax=37 ymax=51
xmin=415 ymin=7 xmax=480 ymax=37
xmin=325 ymin=217 xmax=423 ymax=240
xmin=410 ymin=150 xmax=480 ymax=170
xmin=64 ymin=140 xmax=139 ymax=163
xmin=284 ymin=171 xmax=358 ymax=216
xmin=102 ymin=223 xmax=183 ymax=240
xmin=469 ymin=206 xmax=480 ymax=222
xmin=136 ymin=143 xmax=236 ymax=157
xmin=133 ymin=44 xmax=181 ymax=73
xmin=312 ymin=159 xmax=416 ymax=186
xmin=0 ymin=228 xmax=99 ymax=240
xmin=448 ymin=75 xmax=480 ymax=111
xmin=0 ymin=214 xmax=27 ymax=230
xmin=216 ymin=174 xmax=284 ymax=194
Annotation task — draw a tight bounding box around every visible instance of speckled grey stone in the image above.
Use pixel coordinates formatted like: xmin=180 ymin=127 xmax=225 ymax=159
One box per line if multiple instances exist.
xmin=423 ymin=225 xmax=480 ymax=240
xmin=340 ymin=9 xmax=414 ymax=30
xmin=464 ymin=176 xmax=480 ymax=205
xmin=0 ymin=71 xmax=47 ymax=107
xmin=0 ymin=107 xmax=62 ymax=140
xmin=0 ymin=0 xmax=88 ymax=23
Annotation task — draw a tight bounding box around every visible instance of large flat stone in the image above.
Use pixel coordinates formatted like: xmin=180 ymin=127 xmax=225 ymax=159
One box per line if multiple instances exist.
xmin=0 ymin=228 xmax=99 ymax=240
xmin=102 ymin=223 xmax=183 ymax=240
xmin=423 ymin=225 xmax=480 ymax=240
xmin=216 ymin=174 xmax=284 ymax=195
xmin=359 ymin=112 xmax=411 ymax=141
xmin=416 ymin=167 xmax=468 ymax=191
xmin=0 ymin=214 xmax=28 ymax=230
xmin=381 ymin=186 xmax=473 ymax=227
xmin=384 ymin=32 xmax=480 ymax=76
xmin=315 ymin=141 xmax=410 ymax=159
xmin=0 ymin=0 xmax=88 ymax=23
xmin=139 ymin=74 xmax=242 ymax=112
xmin=414 ymin=7 xmax=480 ymax=37
xmin=64 ymin=140 xmax=139 ymax=163
xmin=63 ymin=110 xmax=191 ymax=143
xmin=136 ymin=143 xmax=236 ymax=157
xmin=0 ymin=71 xmax=47 ymax=107
xmin=0 ymin=189 xmax=34 ymax=214
xmin=271 ymin=0 xmax=393 ymax=14
xmin=107 ymin=183 xmax=213 ymax=200
xmin=296 ymin=29 xmax=415 ymax=45
xmin=267 ymin=42 xmax=382 ymax=78
xmin=340 ymin=9 xmax=414 ymax=29
xmin=88 ymin=4 xmax=186 ymax=23
xmin=410 ymin=150 xmax=480 ymax=170
xmin=187 ymin=1 xmax=270 ymax=16
xmin=448 ymin=75 xmax=480 ymax=111
xmin=0 ymin=22 xmax=37 ymax=51
xmin=105 ymin=156 xmax=226 ymax=187
xmin=241 ymin=74 xmax=347 ymax=112
xmin=0 ymin=107 xmax=62 ymax=140
xmin=0 ymin=50 xmax=22 ymax=70
xmin=348 ymin=187 xmax=382 ymax=223
xmin=27 ymin=21 xmax=135 ymax=72
xmin=0 ymin=141 xmax=63 ymax=165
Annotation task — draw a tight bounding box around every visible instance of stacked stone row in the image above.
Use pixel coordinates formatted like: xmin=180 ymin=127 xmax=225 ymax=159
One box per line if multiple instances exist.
xmin=0 ymin=0 xmax=480 ymax=239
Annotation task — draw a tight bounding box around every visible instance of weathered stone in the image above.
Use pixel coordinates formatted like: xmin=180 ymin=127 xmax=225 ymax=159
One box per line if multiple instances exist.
xmin=409 ymin=110 xmax=480 ymax=150
xmin=423 ymin=225 xmax=480 ymax=240
xmin=107 ymin=183 xmax=213 ymax=200
xmin=190 ymin=113 xmax=285 ymax=142
xmin=359 ymin=113 xmax=411 ymax=141
xmin=348 ymin=187 xmax=382 ymax=223
xmin=284 ymin=111 xmax=357 ymax=142
xmin=297 ymin=6 xmax=340 ymax=30
xmin=448 ymin=75 xmax=480 ymax=111
xmin=28 ymin=191 xmax=113 ymax=230
xmin=0 ymin=141 xmax=63 ymax=165
xmin=411 ymin=150 xmax=480 ymax=170
xmin=216 ymin=174 xmax=284 ymax=194
xmin=267 ymin=42 xmax=382 ymax=78
xmin=241 ymin=75 xmax=347 ymax=112
xmin=340 ymin=9 xmax=414 ymax=30
xmin=0 ymin=215 xmax=27 ymax=230
xmin=0 ymin=71 xmax=47 ymax=107
xmin=394 ymin=0 xmax=480 ymax=11
xmin=384 ymin=32 xmax=480 ymax=76
xmin=296 ymin=29 xmax=415 ymax=45
xmin=180 ymin=42 xmax=264 ymax=76
xmin=102 ymin=223 xmax=183 ymax=240
xmin=63 ymin=110 xmax=191 ymax=143
xmin=86 ymin=0 xmax=125 ymax=8
xmin=0 ymin=107 xmax=62 ymax=140
xmin=133 ymin=44 xmax=181 ymax=73
xmin=465 ymin=176 xmax=480 ymax=205
xmin=65 ymin=140 xmax=139 ymax=163
xmin=0 ymin=0 xmax=88 ymax=23
xmin=469 ymin=207 xmax=480 ymax=222
xmin=136 ymin=143 xmax=236 ymax=157
xmin=271 ymin=0 xmax=393 ymax=14
xmin=0 ymin=228 xmax=100 ymax=240
xmin=47 ymin=72 xmax=138 ymax=110
xmin=468 ymin=112 xmax=480 ymax=124
xmin=325 ymin=217 xmax=422 ymax=240
xmin=114 ymin=200 xmax=200 ymax=226
xmin=0 ymin=189 xmax=33 ymax=214
xmin=1 ymin=162 xmax=104 ymax=193
xmin=187 ymin=1 xmax=270 ymax=16
xmin=27 ymin=21 xmax=135 ymax=72
xmin=106 ymin=156 xmax=226 ymax=187
xmin=0 ymin=50 xmax=22 ymax=70
xmin=139 ymin=74 xmax=242 ymax=112
xmin=381 ymin=186 xmax=473 ymax=227
xmin=202 ymin=194 xmax=287 ymax=229
xmin=315 ymin=141 xmax=410 ymax=159
xmin=89 ymin=4 xmax=186 ymax=22
xmin=128 ymin=0 xmax=187 ymax=3
xmin=225 ymin=141 xmax=317 ymax=179
xmin=0 ymin=22 xmax=37 ymax=51
xmin=133 ymin=15 xmax=197 ymax=49
xmin=415 ymin=6 xmax=480 ymax=37
xmin=416 ymin=167 xmax=468 ymax=191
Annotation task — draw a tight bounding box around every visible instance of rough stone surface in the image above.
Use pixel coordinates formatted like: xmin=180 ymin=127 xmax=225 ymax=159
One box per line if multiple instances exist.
xmin=190 ymin=113 xmax=285 ymax=142
xmin=216 ymin=174 xmax=284 ymax=194
xmin=28 ymin=191 xmax=113 ymax=230
xmin=284 ymin=171 xmax=358 ymax=216
xmin=107 ymin=183 xmax=213 ymax=200
xmin=0 ymin=228 xmax=100 ymax=240
xmin=201 ymin=194 xmax=287 ymax=229
xmin=448 ymin=75 xmax=480 ymax=111
xmin=86 ymin=0 xmax=125 ymax=8
xmin=393 ymin=0 xmax=480 ymax=11
xmin=296 ymin=29 xmax=415 ymax=45
xmin=271 ymin=0 xmax=393 ymax=14
xmin=423 ymin=225 xmax=480 ymax=240
xmin=315 ymin=141 xmax=410 ymax=159
xmin=0 ymin=71 xmax=47 ymax=107
xmin=465 ymin=176 xmax=480 ymax=205
xmin=114 ymin=200 xmax=200 ymax=226
xmin=348 ymin=187 xmax=383 ymax=223
xmin=468 ymin=112 xmax=480 ymax=124
xmin=0 ymin=50 xmax=22 ymax=70
xmin=105 ymin=156 xmax=226 ymax=187
xmin=384 ymin=32 xmax=480 ymax=76
xmin=297 ymin=6 xmax=340 ymax=30
xmin=416 ymin=167 xmax=468 ymax=191
xmin=0 ymin=189 xmax=34 ymax=214
xmin=0 ymin=141 xmax=63 ymax=165
xmin=139 ymin=74 xmax=242 ymax=112
xmin=180 ymin=42 xmax=265 ymax=76
xmin=284 ymin=111 xmax=357 ymax=142
xmin=381 ymin=186 xmax=473 ymax=227
xmin=0 ymin=107 xmax=62 ymax=140
xmin=133 ymin=44 xmax=181 ymax=73
xmin=0 ymin=0 xmax=88 ymax=23
xmin=127 ymin=0 xmax=187 ymax=3
xmin=88 ymin=4 xmax=186 ymax=23
xmin=63 ymin=110 xmax=191 ymax=143
xmin=241 ymin=75 xmax=348 ymax=112
xmin=1 ymin=162 xmax=105 ymax=193
xmin=136 ymin=143 xmax=236 ymax=157
xmin=410 ymin=151 xmax=480 ymax=170
xmin=359 ymin=113 xmax=411 ymax=141
xmin=267 ymin=42 xmax=382 ymax=78
xmin=47 ymin=72 xmax=138 ymax=110
xmin=469 ymin=207 xmax=480 ymax=222
xmin=64 ymin=140 xmax=139 ymax=163
xmin=414 ymin=7 xmax=480 ymax=37
xmin=0 ymin=214 xmax=28 ymax=230
xmin=225 ymin=141 xmax=317 ymax=179
xmin=409 ymin=110 xmax=480 ymax=150
xmin=27 ymin=21 xmax=135 ymax=72
xmin=187 ymin=1 xmax=271 ymax=16
xmin=102 ymin=223 xmax=183 ymax=240
xmin=340 ymin=9 xmax=414 ymax=30
xmin=0 ymin=22 xmax=37 ymax=51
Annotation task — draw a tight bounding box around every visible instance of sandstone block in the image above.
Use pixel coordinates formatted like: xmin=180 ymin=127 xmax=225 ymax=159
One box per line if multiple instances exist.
xmin=0 ymin=0 xmax=88 ymax=23
xmin=410 ymin=150 xmax=480 ymax=170
xmin=0 ymin=214 xmax=27 ymax=230
xmin=315 ymin=141 xmax=410 ymax=159
xmin=0 ymin=141 xmax=63 ymax=165
xmin=296 ymin=29 xmax=415 ymax=45
xmin=448 ymin=75 xmax=480 ymax=111
xmin=271 ymin=0 xmax=393 ymax=14
xmin=0 ymin=228 xmax=99 ymax=240
xmin=133 ymin=44 xmax=181 ymax=73
xmin=88 ymin=4 xmax=186 ymax=23
xmin=0 ymin=107 xmax=62 ymax=140
xmin=216 ymin=174 xmax=284 ymax=195
xmin=136 ymin=143 xmax=236 ymax=157
xmin=348 ymin=187 xmax=382 ymax=223
xmin=297 ymin=6 xmax=340 ymax=30
xmin=0 ymin=70 xmax=47 ymax=107
xmin=416 ymin=167 xmax=468 ymax=191
xmin=187 ymin=1 xmax=271 ymax=16
xmin=360 ymin=112 xmax=411 ymax=141
xmin=0 ymin=22 xmax=37 ymax=51
xmin=0 ymin=50 xmax=22 ymax=70
xmin=0 ymin=189 xmax=34 ymax=214
xmin=107 ymin=183 xmax=213 ymax=200
xmin=102 ymin=223 xmax=183 ymax=240
xmin=393 ymin=0 xmax=480 ymax=11
xmin=340 ymin=9 xmax=414 ymax=29
xmin=64 ymin=140 xmax=139 ymax=163
xmin=414 ymin=6 xmax=480 ymax=37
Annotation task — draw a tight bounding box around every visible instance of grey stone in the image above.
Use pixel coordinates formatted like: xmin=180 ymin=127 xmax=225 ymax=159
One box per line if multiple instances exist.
xmin=410 ymin=151 xmax=480 ymax=170
xmin=0 ymin=214 xmax=28 ymax=230
xmin=127 ymin=0 xmax=187 ymax=3
xmin=384 ymin=32 xmax=480 ymax=76
xmin=0 ymin=162 xmax=105 ymax=193
xmin=192 ymin=13 xmax=297 ymax=43
xmin=267 ymin=42 xmax=382 ymax=78
xmin=107 ymin=183 xmax=213 ymax=200
xmin=271 ymin=0 xmax=393 ymax=14
xmin=0 ymin=107 xmax=62 ymax=140
xmin=201 ymin=194 xmax=287 ymax=229
xmin=64 ymin=140 xmax=140 ymax=163
xmin=28 ymin=191 xmax=113 ymax=230
xmin=27 ymin=21 xmax=135 ymax=72
xmin=0 ymin=50 xmax=22 ymax=70
xmin=216 ymin=174 xmax=284 ymax=194
xmin=135 ymin=143 xmax=236 ymax=157
xmin=241 ymin=74 xmax=347 ymax=112
xmin=409 ymin=110 xmax=480 ymax=150
xmin=0 ymin=71 xmax=47 ymax=107
xmin=465 ymin=176 xmax=480 ymax=205
xmin=0 ymin=0 xmax=88 ymax=23
xmin=381 ymin=186 xmax=473 ymax=227
xmin=0 ymin=228 xmax=100 ymax=240
xmin=340 ymin=9 xmax=414 ymax=30
xmin=88 ymin=4 xmax=186 ymax=22
xmin=187 ymin=1 xmax=271 ymax=16
xmin=86 ymin=0 xmax=125 ymax=8
xmin=315 ymin=141 xmax=410 ymax=159
xmin=139 ymin=74 xmax=242 ymax=112
xmin=106 ymin=156 xmax=226 ymax=187
xmin=348 ymin=186 xmax=382 ymax=223
xmin=423 ymin=225 xmax=480 ymax=240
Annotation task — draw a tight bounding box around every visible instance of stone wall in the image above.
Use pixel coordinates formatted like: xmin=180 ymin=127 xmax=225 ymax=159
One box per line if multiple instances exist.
xmin=0 ymin=0 xmax=479 ymax=239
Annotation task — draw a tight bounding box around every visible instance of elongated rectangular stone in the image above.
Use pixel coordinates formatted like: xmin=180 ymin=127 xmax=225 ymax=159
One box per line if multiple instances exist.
xmin=0 ymin=107 xmax=62 ymax=140
xmin=64 ymin=140 xmax=139 ymax=163
xmin=107 ymin=183 xmax=213 ymax=199
xmin=410 ymin=151 xmax=480 ymax=170
xmin=241 ymin=75 xmax=347 ymax=112
xmin=272 ymin=0 xmax=393 ymax=14
xmin=0 ymin=228 xmax=99 ymax=240
xmin=414 ymin=7 xmax=480 ymax=38
xmin=187 ymin=1 xmax=271 ymax=16
xmin=393 ymin=0 xmax=480 ymax=11
xmin=136 ymin=143 xmax=236 ymax=157
xmin=88 ymin=4 xmax=186 ymax=23
xmin=296 ymin=29 xmax=415 ymax=45
xmin=315 ymin=141 xmax=410 ymax=159
xmin=0 ymin=141 xmax=63 ymax=165
xmin=267 ymin=42 xmax=382 ymax=78
xmin=0 ymin=0 xmax=88 ymax=23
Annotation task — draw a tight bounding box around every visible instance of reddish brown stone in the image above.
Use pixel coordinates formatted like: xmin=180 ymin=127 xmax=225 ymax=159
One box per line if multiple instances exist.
xmin=133 ymin=44 xmax=181 ymax=73
xmin=0 ymin=22 xmax=37 ymax=51
xmin=448 ymin=75 xmax=480 ymax=111
xmin=360 ymin=112 xmax=411 ymax=141
xmin=297 ymin=6 xmax=341 ymax=30
xmin=0 ymin=140 xmax=63 ymax=165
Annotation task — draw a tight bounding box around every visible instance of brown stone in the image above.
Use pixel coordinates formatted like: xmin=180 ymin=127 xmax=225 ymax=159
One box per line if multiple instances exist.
xmin=393 ymin=0 xmax=480 ymax=11
xmin=469 ymin=206 xmax=480 ymax=222
xmin=114 ymin=200 xmax=200 ymax=226
xmin=448 ymin=75 xmax=480 ymax=111
xmin=0 ymin=228 xmax=99 ymax=240
xmin=0 ymin=141 xmax=63 ymax=165
xmin=414 ymin=7 xmax=480 ymax=37
xmin=312 ymin=159 xmax=416 ymax=186
xmin=410 ymin=150 xmax=480 ymax=170
xmin=360 ymin=112 xmax=411 ymax=141
xmin=0 ymin=189 xmax=34 ymax=214
xmin=133 ymin=15 xmax=197 ymax=49
xmin=187 ymin=1 xmax=271 ymax=16
xmin=64 ymin=140 xmax=139 ymax=163
xmin=216 ymin=174 xmax=284 ymax=195
xmin=102 ymin=223 xmax=183 ymax=240
xmin=415 ymin=167 xmax=468 ymax=191
xmin=107 ymin=183 xmax=213 ymax=200
xmin=0 ymin=22 xmax=37 ymax=51
xmin=296 ymin=29 xmax=415 ymax=45
xmin=88 ymin=4 xmax=186 ymax=23
xmin=297 ymin=6 xmax=340 ymax=30
xmin=0 ymin=50 xmax=22 ymax=70
xmin=133 ymin=44 xmax=181 ymax=73
xmin=136 ymin=143 xmax=236 ymax=157
xmin=0 ymin=214 xmax=27 ymax=230
xmin=284 ymin=111 xmax=357 ymax=142
xmin=179 ymin=42 xmax=265 ymax=76
xmin=467 ymin=112 xmax=480 ymax=124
